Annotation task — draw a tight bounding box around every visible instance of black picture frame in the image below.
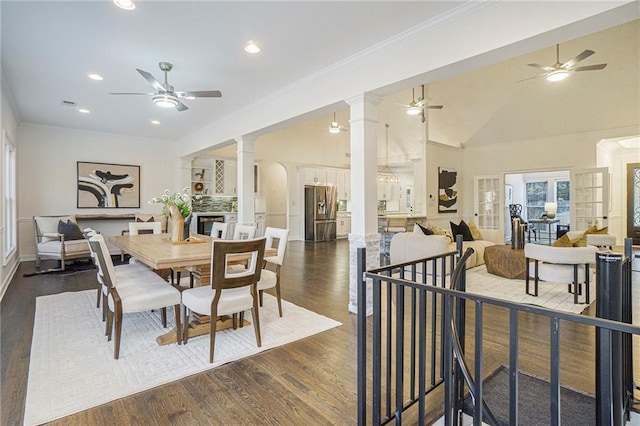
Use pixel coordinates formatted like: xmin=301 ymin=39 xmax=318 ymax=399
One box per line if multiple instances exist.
xmin=438 ymin=167 xmax=458 ymax=213
xmin=77 ymin=161 xmax=140 ymax=208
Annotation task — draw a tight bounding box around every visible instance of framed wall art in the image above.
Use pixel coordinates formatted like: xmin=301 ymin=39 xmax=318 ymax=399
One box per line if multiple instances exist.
xmin=438 ymin=167 xmax=458 ymax=213
xmin=77 ymin=161 xmax=140 ymax=208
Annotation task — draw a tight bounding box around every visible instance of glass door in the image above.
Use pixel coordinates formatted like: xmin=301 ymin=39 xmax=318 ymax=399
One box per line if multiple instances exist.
xmin=474 ymin=175 xmax=503 ymax=229
xmin=627 ymin=163 xmax=640 ymax=244
xmin=570 ymin=167 xmax=609 ymax=231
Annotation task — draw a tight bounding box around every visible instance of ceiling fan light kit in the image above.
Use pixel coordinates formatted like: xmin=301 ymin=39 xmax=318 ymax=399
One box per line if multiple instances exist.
xmin=113 ymin=0 xmax=135 ymax=11
xmin=153 ymin=94 xmax=179 ymax=108
xmin=546 ymin=69 xmax=570 ymax=82
xmin=244 ymin=40 xmax=261 ymax=54
xmin=406 ymin=105 xmax=422 ymax=115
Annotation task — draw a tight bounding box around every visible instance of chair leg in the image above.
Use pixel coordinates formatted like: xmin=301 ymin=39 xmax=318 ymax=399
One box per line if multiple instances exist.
xmin=182 ymin=306 xmax=190 ymax=344
xmin=96 ymin=286 xmax=101 ymax=308
xmin=176 ymin=271 xmax=182 ymax=285
xmin=113 ymin=303 xmax=123 ymax=359
xmin=102 ymin=293 xmax=108 ymax=323
xmin=106 ymin=309 xmax=113 ymax=340
xmin=189 ymin=272 xmax=194 ymax=288
xmin=275 ymin=279 xmax=283 ymax=317
xmin=259 ymin=289 xmax=264 ymax=307
xmin=251 ymin=293 xmax=262 ymax=349
xmin=209 ymin=305 xmax=219 ymax=363
xmin=173 ymin=304 xmax=182 ymax=344
xmin=161 ymin=307 xmax=167 ymax=328
xmin=170 ymin=269 xmax=175 ymax=285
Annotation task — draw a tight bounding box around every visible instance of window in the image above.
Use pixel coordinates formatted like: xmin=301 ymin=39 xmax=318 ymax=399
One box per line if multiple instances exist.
xmin=3 ymin=130 xmax=17 ymax=265
xmin=555 ymin=180 xmax=570 ymax=214
xmin=525 ymin=181 xmax=547 ymax=220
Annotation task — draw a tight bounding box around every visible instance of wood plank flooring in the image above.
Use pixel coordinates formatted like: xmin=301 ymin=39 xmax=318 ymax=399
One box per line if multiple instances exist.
xmin=1 ymin=240 xmax=638 ymax=425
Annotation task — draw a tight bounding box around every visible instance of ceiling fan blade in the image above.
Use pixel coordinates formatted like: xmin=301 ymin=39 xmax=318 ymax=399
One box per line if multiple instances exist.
xmin=527 ymin=63 xmax=556 ymax=72
xmin=136 ymin=68 xmax=165 ymax=92
xmin=109 ymin=92 xmax=154 ymax=95
xmin=180 ymin=90 xmax=222 ymax=98
xmin=516 ymin=74 xmax=546 ymax=83
xmin=395 ymin=103 xmax=413 ymax=108
xmin=176 ymin=102 xmax=189 ymax=112
xmin=562 ymin=49 xmax=595 ymax=69
xmin=574 ymin=63 xmax=607 ymax=72
xmin=427 ymin=105 xmax=444 ymax=110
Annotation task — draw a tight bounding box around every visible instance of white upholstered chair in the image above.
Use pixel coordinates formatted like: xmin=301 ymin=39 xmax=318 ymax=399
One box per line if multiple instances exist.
xmin=89 ymin=235 xmax=182 ymax=359
xmin=257 ymin=227 xmax=289 ymax=317
xmin=233 ymin=224 xmax=257 ymax=240
xmin=182 ymin=238 xmax=266 ymax=363
xmin=33 ymin=215 xmax=91 ymax=271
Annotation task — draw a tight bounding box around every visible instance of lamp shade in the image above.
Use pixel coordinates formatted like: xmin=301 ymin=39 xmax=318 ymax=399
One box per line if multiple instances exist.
xmin=544 ymin=202 xmax=558 ymax=212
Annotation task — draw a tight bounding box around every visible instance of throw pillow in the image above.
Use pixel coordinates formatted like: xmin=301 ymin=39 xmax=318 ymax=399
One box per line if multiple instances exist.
xmin=467 ymin=220 xmax=482 ymax=240
xmin=450 ymin=220 xmax=474 ymax=242
xmin=585 ymin=226 xmax=608 ymax=235
xmin=136 ymin=215 xmax=155 ymax=223
xmin=416 ymin=223 xmax=434 ymax=235
xmin=572 ymin=234 xmax=588 ymax=247
xmin=57 ymin=220 xmax=85 ymax=241
xmin=552 ymin=233 xmax=583 ymax=247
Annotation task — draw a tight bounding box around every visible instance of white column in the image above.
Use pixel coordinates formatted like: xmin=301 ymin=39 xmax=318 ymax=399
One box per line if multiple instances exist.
xmin=346 ymin=93 xmax=383 ymax=315
xmin=235 ymin=135 xmax=256 ymax=225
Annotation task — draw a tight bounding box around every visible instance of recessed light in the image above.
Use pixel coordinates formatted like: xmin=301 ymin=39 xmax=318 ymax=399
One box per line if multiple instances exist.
xmin=244 ymin=40 xmax=260 ymax=54
xmin=88 ymin=73 xmax=103 ymax=81
xmin=114 ymin=0 xmax=135 ymax=10
xmin=151 ymin=120 xmax=161 ymax=125
xmin=78 ymin=108 xmax=90 ymax=114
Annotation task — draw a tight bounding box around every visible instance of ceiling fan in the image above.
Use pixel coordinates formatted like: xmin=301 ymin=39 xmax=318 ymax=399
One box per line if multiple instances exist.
xmin=398 ymin=85 xmax=443 ymax=122
xmin=110 ymin=62 xmax=222 ymax=111
xmin=329 ymin=112 xmax=348 ymax=133
xmin=519 ymin=44 xmax=607 ymax=82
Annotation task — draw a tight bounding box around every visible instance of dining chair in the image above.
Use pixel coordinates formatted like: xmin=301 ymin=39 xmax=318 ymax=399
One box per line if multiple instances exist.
xmin=89 ymin=235 xmax=182 ymax=359
xmin=86 ymin=232 xmax=153 ymax=321
xmin=181 ymin=238 xmax=266 ymax=363
xmin=233 ymin=224 xmax=257 ymax=240
xmin=210 ymin=222 xmax=229 ymax=239
xmin=257 ymin=227 xmax=289 ymax=317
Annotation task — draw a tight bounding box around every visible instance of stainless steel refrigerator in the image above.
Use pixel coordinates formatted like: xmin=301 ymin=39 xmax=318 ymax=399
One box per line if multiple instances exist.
xmin=305 ymin=185 xmax=337 ymax=241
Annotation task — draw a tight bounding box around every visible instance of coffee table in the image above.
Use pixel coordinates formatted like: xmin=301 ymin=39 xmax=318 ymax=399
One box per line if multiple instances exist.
xmin=484 ymin=245 xmax=527 ymax=280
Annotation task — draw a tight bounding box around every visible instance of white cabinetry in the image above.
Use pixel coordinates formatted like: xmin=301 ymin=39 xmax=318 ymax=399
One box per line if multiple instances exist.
xmin=223 ymin=161 xmax=237 ymax=195
xmin=191 ymin=163 xmax=213 ymax=195
xmin=223 ymin=213 xmax=237 ymax=238
xmin=305 ymin=168 xmax=325 ymax=185
xmin=378 ymin=182 xmax=400 ymax=201
xmin=337 ymin=216 xmax=351 ymax=238
xmin=336 ymin=169 xmax=350 ymax=200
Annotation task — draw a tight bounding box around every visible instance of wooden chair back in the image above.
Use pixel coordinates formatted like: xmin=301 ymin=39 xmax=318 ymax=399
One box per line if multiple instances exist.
xmin=210 ymin=238 xmax=266 ymax=291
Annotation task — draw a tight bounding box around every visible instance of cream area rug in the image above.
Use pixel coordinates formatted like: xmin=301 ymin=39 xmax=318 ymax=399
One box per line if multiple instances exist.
xmin=24 ymin=290 xmax=341 ymax=425
xmin=464 ymin=265 xmax=595 ymax=315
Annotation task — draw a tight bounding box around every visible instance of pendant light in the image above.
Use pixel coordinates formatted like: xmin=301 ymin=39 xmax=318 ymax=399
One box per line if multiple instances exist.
xmin=329 ymin=112 xmax=340 ymax=134
xmin=377 ymin=123 xmax=398 ymax=184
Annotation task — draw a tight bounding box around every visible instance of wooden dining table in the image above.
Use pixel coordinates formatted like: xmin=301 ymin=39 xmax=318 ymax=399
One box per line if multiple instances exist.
xmin=108 ymin=233 xmax=275 ymax=346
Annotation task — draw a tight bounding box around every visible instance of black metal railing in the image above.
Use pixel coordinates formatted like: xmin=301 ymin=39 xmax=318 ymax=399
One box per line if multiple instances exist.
xmin=357 ymin=238 xmax=639 ymax=426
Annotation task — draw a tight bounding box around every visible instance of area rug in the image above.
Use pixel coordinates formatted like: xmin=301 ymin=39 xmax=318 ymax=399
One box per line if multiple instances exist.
xmin=462 ymin=365 xmax=595 ymax=425
xmin=464 ymin=265 xmax=595 ymax=315
xmin=24 ymin=290 xmax=342 ymax=425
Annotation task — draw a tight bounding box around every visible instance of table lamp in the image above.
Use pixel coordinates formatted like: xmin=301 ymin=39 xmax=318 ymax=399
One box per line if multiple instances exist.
xmin=544 ymin=202 xmax=558 ymax=219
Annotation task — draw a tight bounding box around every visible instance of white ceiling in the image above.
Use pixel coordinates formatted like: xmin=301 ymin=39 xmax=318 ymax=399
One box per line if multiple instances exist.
xmin=2 ymin=1 xmax=638 ymax=154
xmin=1 ymin=1 xmax=461 ymax=141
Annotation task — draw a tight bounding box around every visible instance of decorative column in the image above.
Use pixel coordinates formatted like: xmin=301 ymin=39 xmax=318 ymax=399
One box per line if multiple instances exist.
xmin=235 ymin=135 xmax=257 ymax=225
xmin=346 ymin=93 xmax=383 ymax=315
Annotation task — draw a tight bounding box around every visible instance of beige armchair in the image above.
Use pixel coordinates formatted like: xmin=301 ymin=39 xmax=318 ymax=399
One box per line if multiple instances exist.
xmin=33 ymin=215 xmax=91 ymax=271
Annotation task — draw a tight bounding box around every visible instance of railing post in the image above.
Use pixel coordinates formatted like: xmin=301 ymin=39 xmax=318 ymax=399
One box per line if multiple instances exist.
xmin=357 ymin=247 xmax=366 ymax=426
xmin=595 ymin=251 xmax=624 ymax=426
xmin=453 ymin=235 xmax=466 ymax=423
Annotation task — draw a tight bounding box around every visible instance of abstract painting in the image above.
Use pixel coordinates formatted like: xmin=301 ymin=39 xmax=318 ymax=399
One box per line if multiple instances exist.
xmin=77 ymin=162 xmax=140 ymax=208
xmin=438 ymin=167 xmax=457 ymax=213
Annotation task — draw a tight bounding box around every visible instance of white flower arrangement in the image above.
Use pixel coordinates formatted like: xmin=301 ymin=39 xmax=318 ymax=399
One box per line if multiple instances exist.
xmin=149 ymin=188 xmax=201 ymax=218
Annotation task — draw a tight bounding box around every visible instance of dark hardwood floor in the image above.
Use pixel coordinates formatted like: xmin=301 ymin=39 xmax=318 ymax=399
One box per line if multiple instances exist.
xmin=1 ymin=240 xmax=638 ymax=425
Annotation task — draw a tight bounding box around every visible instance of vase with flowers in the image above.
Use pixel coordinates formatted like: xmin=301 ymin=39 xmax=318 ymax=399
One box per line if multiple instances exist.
xmin=149 ymin=188 xmax=198 ymax=242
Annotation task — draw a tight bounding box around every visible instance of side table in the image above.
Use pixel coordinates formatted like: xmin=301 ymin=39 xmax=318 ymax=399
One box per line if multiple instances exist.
xmin=484 ymin=245 xmax=527 ymax=280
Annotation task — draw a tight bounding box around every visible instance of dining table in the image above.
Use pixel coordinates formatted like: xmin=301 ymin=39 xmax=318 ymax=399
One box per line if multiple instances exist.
xmin=108 ymin=233 xmax=275 ymax=346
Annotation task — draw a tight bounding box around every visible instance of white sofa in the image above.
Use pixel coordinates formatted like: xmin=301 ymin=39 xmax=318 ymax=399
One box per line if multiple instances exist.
xmin=390 ymin=226 xmax=503 ymax=272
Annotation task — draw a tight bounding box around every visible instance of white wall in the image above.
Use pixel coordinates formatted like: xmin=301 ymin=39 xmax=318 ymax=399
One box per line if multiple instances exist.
xmin=17 ymin=124 xmax=180 ymax=260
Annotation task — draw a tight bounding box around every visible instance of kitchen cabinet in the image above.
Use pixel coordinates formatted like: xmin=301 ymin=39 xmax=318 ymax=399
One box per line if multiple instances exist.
xmin=337 ymin=216 xmax=351 ymax=238
xmin=378 ymin=182 xmax=400 ymax=201
xmin=336 ymin=169 xmax=350 ymax=200
xmin=325 ymin=168 xmax=337 ymax=187
xmin=305 ymin=167 xmax=325 ymax=185
xmin=223 ymin=160 xmax=237 ymax=195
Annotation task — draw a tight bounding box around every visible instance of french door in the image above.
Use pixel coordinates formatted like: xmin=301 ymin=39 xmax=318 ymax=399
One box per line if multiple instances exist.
xmin=474 ymin=175 xmax=503 ymax=230
xmin=627 ymin=163 xmax=640 ymax=244
xmin=570 ymin=167 xmax=609 ymax=231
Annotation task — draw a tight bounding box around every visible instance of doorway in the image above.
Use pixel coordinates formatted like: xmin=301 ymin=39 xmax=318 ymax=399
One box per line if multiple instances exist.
xmin=627 ymin=162 xmax=640 ymax=245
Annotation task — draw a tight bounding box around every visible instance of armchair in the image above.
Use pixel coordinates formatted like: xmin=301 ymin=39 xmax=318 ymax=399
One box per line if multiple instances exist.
xmin=33 ymin=215 xmax=91 ymax=271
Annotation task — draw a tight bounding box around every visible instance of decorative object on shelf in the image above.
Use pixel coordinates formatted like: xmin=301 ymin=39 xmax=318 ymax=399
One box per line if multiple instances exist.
xmin=77 ymin=161 xmax=140 ymax=208
xmin=149 ymin=188 xmax=200 ymax=243
xmin=193 ymin=182 xmax=204 ymax=192
xmin=544 ymin=202 xmax=558 ymax=219
xmin=438 ymin=167 xmax=458 ymax=213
